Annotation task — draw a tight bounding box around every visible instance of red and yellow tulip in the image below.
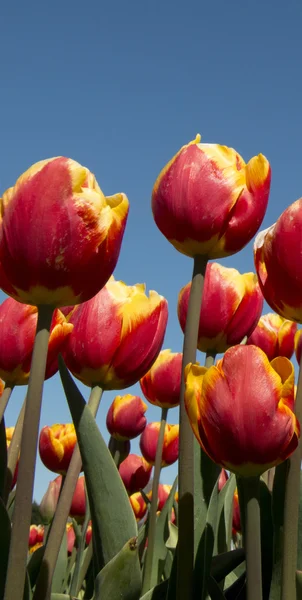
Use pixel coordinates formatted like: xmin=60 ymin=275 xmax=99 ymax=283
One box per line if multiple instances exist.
xmin=147 ymin=483 xmax=177 ymax=511
xmin=185 ymin=345 xmax=299 ymax=476
xmin=0 ymin=158 xmax=129 ymax=307
xmin=39 ymin=424 xmax=77 ymax=475
xmin=106 ymin=394 xmax=147 ymax=441
xmin=0 ymin=298 xmax=73 ymax=385
xmin=28 ymin=525 xmax=44 ymax=549
xmin=140 ymin=349 xmax=182 ymax=408
xmin=152 ymin=136 xmax=271 ymax=259
xmin=254 ymin=200 xmax=302 ymax=323
xmin=140 ymin=423 xmax=179 ymax=467
xmin=247 ymin=313 xmax=297 ymax=360
xmin=69 ymin=475 xmax=86 ymax=522
xmin=118 ymin=454 xmax=152 ymax=494
xmin=129 ymin=491 xmax=148 ymax=521
xmin=63 ymin=277 xmax=168 ymax=389
xmin=178 ymin=263 xmax=263 ymax=353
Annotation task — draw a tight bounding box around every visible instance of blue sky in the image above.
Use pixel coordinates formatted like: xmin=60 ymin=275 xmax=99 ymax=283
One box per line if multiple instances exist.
xmin=1 ymin=0 xmax=302 ymax=500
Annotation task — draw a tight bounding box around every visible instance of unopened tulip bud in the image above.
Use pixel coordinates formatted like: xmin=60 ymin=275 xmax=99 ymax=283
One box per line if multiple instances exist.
xmin=247 ymin=313 xmax=297 ymax=360
xmin=119 ymin=454 xmax=152 ymax=494
xmin=66 ymin=523 xmax=76 ymax=554
xmin=140 ymin=423 xmax=179 ymax=467
xmin=140 ymin=349 xmax=182 ymax=408
xmin=69 ymin=476 xmax=86 ymax=522
xmin=106 ymin=394 xmax=147 ymax=440
xmin=218 ymin=469 xmax=229 ymax=492
xmin=39 ymin=476 xmax=62 ymax=523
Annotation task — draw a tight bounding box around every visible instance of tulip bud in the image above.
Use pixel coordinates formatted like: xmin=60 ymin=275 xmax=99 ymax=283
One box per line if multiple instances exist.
xmin=129 ymin=492 xmax=148 ymax=521
xmin=0 ymin=299 xmax=73 ymax=385
xmin=85 ymin=521 xmax=92 ymax=546
xmin=185 ymin=345 xmax=299 ymax=476
xmin=152 ymin=136 xmax=271 ymax=259
xmin=178 ymin=263 xmax=263 ymax=354
xmin=140 ymin=349 xmax=182 ymax=408
xmin=247 ymin=313 xmax=297 ymax=361
xmin=69 ymin=476 xmax=86 ymax=522
xmin=119 ymin=454 xmax=152 ymax=494
xmin=218 ymin=469 xmax=229 ymax=492
xmin=66 ymin=523 xmax=76 ymax=554
xmin=0 ymin=158 xmax=129 ymax=307
xmin=140 ymin=423 xmax=179 ymax=467
xmin=39 ymin=424 xmax=77 ymax=474
xmin=106 ymin=394 xmax=147 ymax=440
xmin=63 ymin=277 xmax=168 ymax=390
xmin=39 ymin=476 xmax=62 ymax=523
xmin=28 ymin=525 xmax=44 ymax=548
xmin=147 ymin=483 xmax=176 ymax=511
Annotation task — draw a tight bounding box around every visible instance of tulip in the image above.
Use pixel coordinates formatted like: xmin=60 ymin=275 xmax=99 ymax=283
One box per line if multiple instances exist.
xmin=85 ymin=521 xmax=92 ymax=546
xmin=6 ymin=427 xmax=19 ymax=488
xmin=218 ymin=469 xmax=229 ymax=492
xmin=69 ymin=475 xmax=86 ymax=522
xmin=39 ymin=476 xmax=62 ymax=522
xmin=232 ymin=489 xmax=241 ymax=535
xmin=129 ymin=491 xmax=148 ymax=521
xmin=178 ymin=263 xmax=263 ymax=354
xmin=254 ymin=199 xmax=302 ymax=323
xmin=28 ymin=525 xmax=44 ymax=548
xmin=140 ymin=423 xmax=179 ymax=467
xmin=295 ymin=330 xmax=302 ymax=365
xmin=247 ymin=313 xmax=297 ymax=361
xmin=140 ymin=349 xmax=182 ymax=408
xmin=106 ymin=394 xmax=147 ymax=440
xmin=0 ymin=298 xmax=73 ymax=385
xmin=152 ymin=135 xmax=271 ymax=259
xmin=63 ymin=277 xmax=168 ymax=389
xmin=185 ymin=345 xmax=299 ymax=476
xmin=39 ymin=424 xmax=77 ymax=474
xmin=66 ymin=523 xmax=76 ymax=554
xmin=147 ymin=483 xmax=176 ymax=511
xmin=119 ymin=454 xmax=152 ymax=494
xmin=0 ymin=157 xmax=129 ymax=307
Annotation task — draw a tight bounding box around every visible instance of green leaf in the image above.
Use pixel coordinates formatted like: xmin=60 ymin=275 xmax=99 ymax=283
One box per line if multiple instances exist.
xmin=224 ymin=572 xmax=246 ymax=599
xmin=27 ymin=545 xmax=45 ymax=589
xmin=0 ymin=417 xmax=7 ymax=501
xmin=0 ymin=497 xmax=11 ymax=598
xmin=93 ymin=537 xmax=142 ymax=600
xmin=211 ymin=549 xmax=245 ymax=583
xmin=270 ymin=461 xmax=288 ymax=599
xmin=259 ymin=480 xmax=274 ymax=599
xmin=207 ymin=575 xmax=226 ymax=599
xmin=194 ymin=440 xmax=220 ymax=558
xmin=23 ymin=571 xmax=33 ymax=600
xmin=166 ymin=522 xmax=178 ymax=551
xmin=214 ymin=474 xmax=236 ymax=555
xmin=194 ymin=477 xmax=219 ymax=600
xmin=139 ymin=579 xmax=168 ymax=599
xmin=51 ymin=531 xmax=68 ymax=593
xmin=59 ymin=359 xmax=137 ymax=573
xmin=296 ymin=570 xmax=302 ymax=600
xmin=50 ymin=595 xmax=78 ymax=599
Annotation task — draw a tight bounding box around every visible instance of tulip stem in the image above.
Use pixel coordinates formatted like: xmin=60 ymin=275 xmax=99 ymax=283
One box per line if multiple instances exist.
xmin=281 ymin=352 xmax=302 ymax=600
xmin=4 ymin=305 xmax=54 ymax=600
xmin=33 ymin=383 xmax=103 ymax=600
xmin=142 ymin=406 xmax=168 ymax=594
xmin=0 ymin=384 xmax=14 ymax=423
xmin=240 ymin=475 xmax=262 ymax=600
xmin=205 ymin=350 xmax=216 ymax=368
xmin=108 ymin=436 xmax=130 ymax=467
xmin=177 ymin=254 xmax=208 ymax=600
xmin=70 ymin=482 xmax=91 ymax=597
xmin=4 ymin=394 xmax=27 ymax=504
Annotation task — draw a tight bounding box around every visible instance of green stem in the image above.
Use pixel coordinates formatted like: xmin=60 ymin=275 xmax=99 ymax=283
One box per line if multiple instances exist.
xmin=76 ymin=539 xmax=93 ymax=596
xmin=142 ymin=406 xmax=168 ymax=594
xmin=177 ymin=254 xmax=208 ymax=600
xmin=205 ymin=350 xmax=216 ymax=369
xmin=240 ymin=476 xmax=262 ymax=600
xmin=108 ymin=436 xmax=130 ymax=467
xmin=0 ymin=384 xmax=14 ymax=423
xmin=4 ymin=394 xmax=27 ymax=504
xmin=33 ymin=384 xmax=103 ymax=600
xmin=70 ymin=482 xmax=91 ymax=597
xmin=4 ymin=305 xmax=53 ymax=600
xmin=281 ymin=350 xmax=302 ymax=600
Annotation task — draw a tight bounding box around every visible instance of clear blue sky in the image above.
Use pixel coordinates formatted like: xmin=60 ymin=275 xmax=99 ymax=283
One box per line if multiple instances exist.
xmin=1 ymin=0 xmax=302 ymax=500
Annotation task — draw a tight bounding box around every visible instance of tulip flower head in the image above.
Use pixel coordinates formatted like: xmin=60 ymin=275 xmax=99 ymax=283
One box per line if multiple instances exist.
xmin=28 ymin=525 xmax=44 ymax=549
xmin=254 ymin=199 xmax=302 ymax=323
xmin=69 ymin=476 xmax=86 ymax=522
xmin=247 ymin=313 xmax=297 ymax=361
xmin=106 ymin=394 xmax=147 ymax=440
xmin=39 ymin=475 xmax=62 ymax=523
xmin=63 ymin=277 xmax=168 ymax=389
xmin=178 ymin=263 xmax=263 ymax=354
xmin=119 ymin=454 xmax=152 ymax=494
xmin=0 ymin=298 xmax=73 ymax=385
xmin=185 ymin=345 xmax=299 ymax=477
xmin=39 ymin=424 xmax=77 ymax=474
xmin=152 ymin=135 xmax=271 ymax=259
xmin=140 ymin=349 xmax=182 ymax=408
xmin=218 ymin=469 xmax=229 ymax=492
xmin=0 ymin=157 xmax=129 ymax=307
xmin=66 ymin=523 xmax=76 ymax=554
xmin=140 ymin=422 xmax=179 ymax=467
xmin=147 ymin=483 xmax=176 ymax=511
xmin=129 ymin=491 xmax=148 ymax=521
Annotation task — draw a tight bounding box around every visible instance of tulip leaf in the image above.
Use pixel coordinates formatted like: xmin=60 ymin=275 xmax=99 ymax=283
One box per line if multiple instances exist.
xmin=224 ymin=571 xmax=246 ymax=599
xmin=59 ymin=359 xmax=137 ymax=572
xmin=211 ymin=548 xmax=245 ymax=583
xmin=0 ymin=417 xmax=7 ymax=501
xmin=207 ymin=575 xmax=226 ymax=599
xmin=51 ymin=531 xmax=68 ymax=593
xmin=194 ymin=476 xmax=219 ymax=600
xmin=27 ymin=545 xmax=45 ymax=588
xmin=296 ymin=570 xmax=302 ymax=600
xmin=194 ymin=440 xmax=220 ymax=557
xmin=23 ymin=571 xmax=33 ymax=600
xmin=139 ymin=579 xmax=168 ymax=599
xmin=214 ymin=473 xmax=236 ymax=555
xmin=270 ymin=461 xmax=288 ymax=599
xmin=93 ymin=537 xmax=142 ymax=600
xmin=259 ymin=480 xmax=273 ymax=599
xmin=0 ymin=497 xmax=11 ymax=599
xmin=165 ymin=522 xmax=178 ymax=551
